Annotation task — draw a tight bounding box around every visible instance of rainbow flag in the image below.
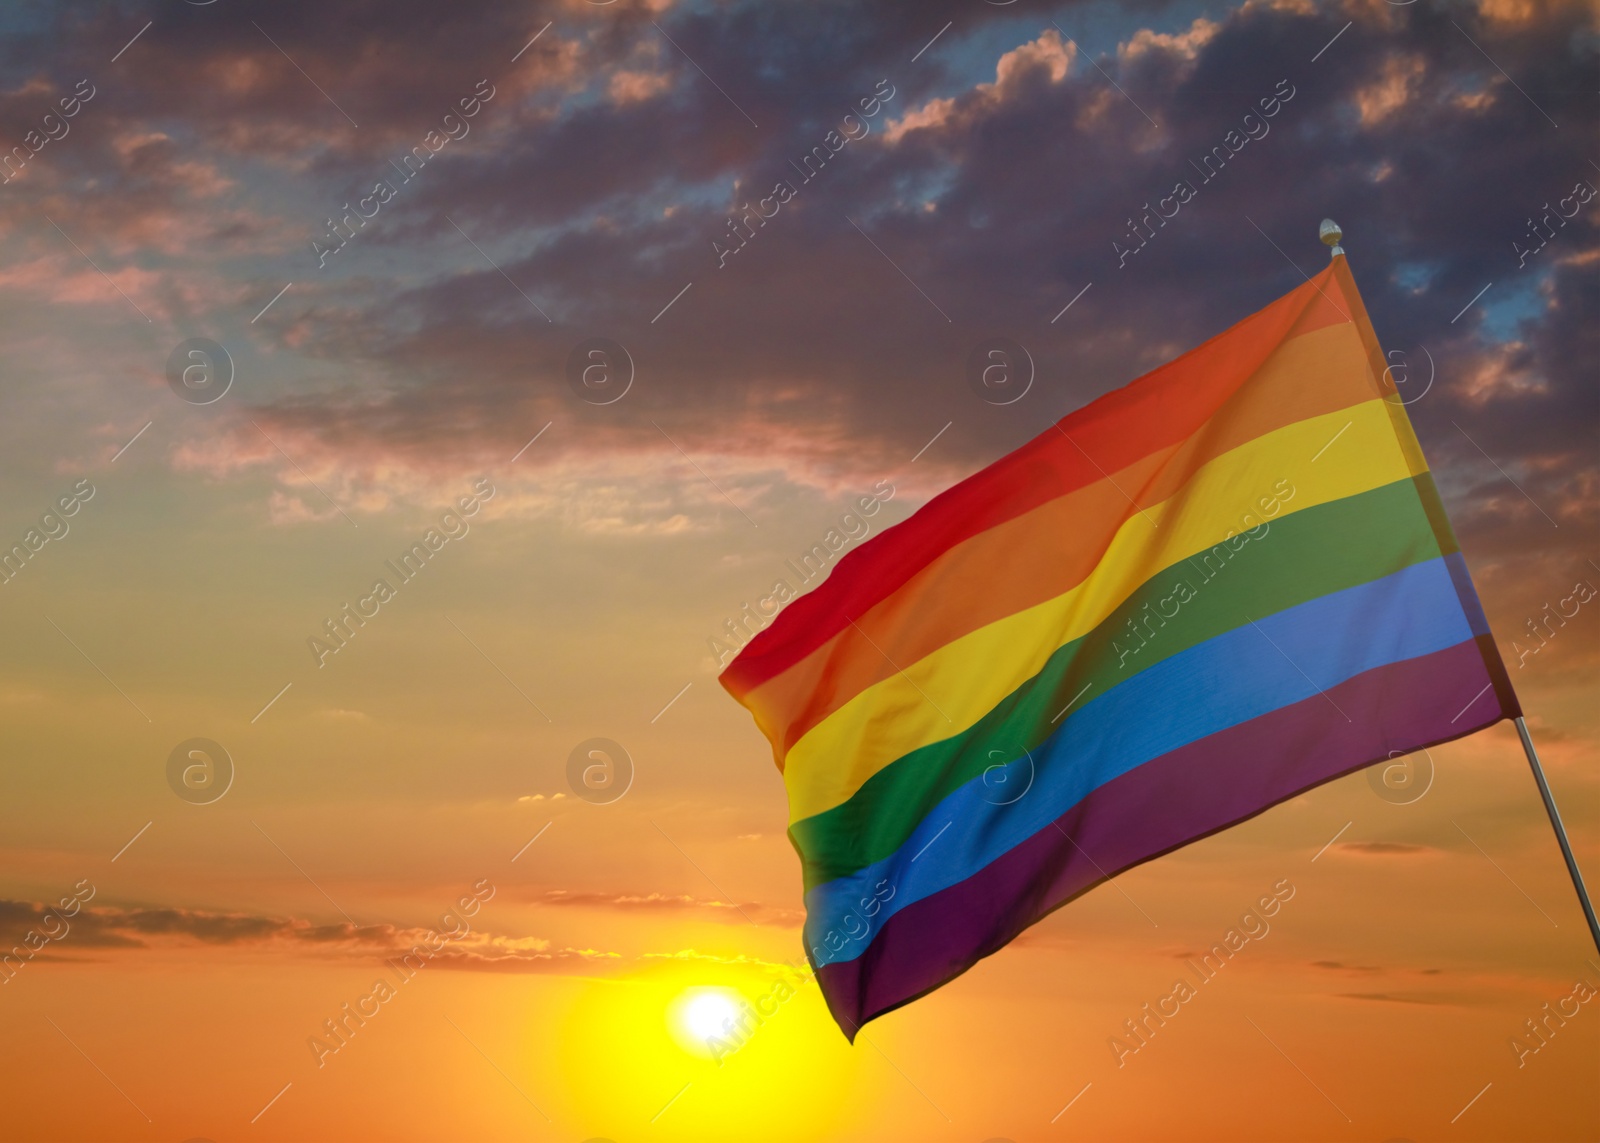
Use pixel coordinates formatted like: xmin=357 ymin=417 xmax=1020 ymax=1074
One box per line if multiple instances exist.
xmin=720 ymin=257 xmax=1519 ymax=1037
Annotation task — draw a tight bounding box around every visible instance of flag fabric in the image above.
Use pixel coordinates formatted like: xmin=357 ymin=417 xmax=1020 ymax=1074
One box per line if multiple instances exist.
xmin=719 ymin=257 xmax=1519 ymax=1038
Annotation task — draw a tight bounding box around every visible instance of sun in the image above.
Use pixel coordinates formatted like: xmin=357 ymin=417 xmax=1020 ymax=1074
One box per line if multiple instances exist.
xmin=555 ymin=969 xmax=863 ymax=1140
xmin=669 ymin=986 xmax=745 ymax=1058
xmin=683 ymin=989 xmax=742 ymax=1042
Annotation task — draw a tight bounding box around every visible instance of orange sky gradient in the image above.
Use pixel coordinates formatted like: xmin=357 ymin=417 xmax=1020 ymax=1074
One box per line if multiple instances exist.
xmin=0 ymin=0 xmax=1595 ymax=1140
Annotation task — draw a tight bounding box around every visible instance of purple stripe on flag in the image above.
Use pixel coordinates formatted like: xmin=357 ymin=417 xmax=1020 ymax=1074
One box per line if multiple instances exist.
xmin=815 ymin=638 xmax=1507 ymax=1038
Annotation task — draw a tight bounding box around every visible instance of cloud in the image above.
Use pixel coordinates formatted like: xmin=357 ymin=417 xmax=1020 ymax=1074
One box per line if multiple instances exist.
xmin=1335 ymin=991 xmax=1461 ymax=1006
xmin=0 ymin=0 xmax=1592 ymax=601
xmin=1311 ymin=960 xmax=1385 ymax=973
xmin=1335 ymin=841 xmax=1434 ymax=856
xmin=1119 ymin=18 xmax=1221 ymax=63
xmin=638 ymin=948 xmax=812 ymax=976
xmin=0 ymin=897 xmax=590 ymax=972
xmin=1353 ymin=53 xmax=1427 ymax=125
xmin=0 ymin=897 xmax=358 ymax=952
xmin=0 ymin=890 xmax=807 ymax=975
xmin=609 ymin=69 xmax=675 ymax=107
xmin=537 ymin=889 xmax=803 ymax=926
xmin=885 ymin=28 xmax=1075 ymax=144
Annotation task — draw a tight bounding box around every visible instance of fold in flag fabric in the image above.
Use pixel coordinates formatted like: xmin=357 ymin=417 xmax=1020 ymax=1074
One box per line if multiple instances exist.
xmin=720 ymin=256 xmax=1520 ymax=1039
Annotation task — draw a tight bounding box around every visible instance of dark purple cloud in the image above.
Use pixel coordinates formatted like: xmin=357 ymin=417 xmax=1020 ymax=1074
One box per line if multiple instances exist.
xmin=1 ymin=0 xmax=1593 ymax=569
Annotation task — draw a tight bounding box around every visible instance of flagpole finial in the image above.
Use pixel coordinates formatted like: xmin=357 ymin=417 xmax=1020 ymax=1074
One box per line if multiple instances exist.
xmin=1319 ymin=218 xmax=1345 ymax=259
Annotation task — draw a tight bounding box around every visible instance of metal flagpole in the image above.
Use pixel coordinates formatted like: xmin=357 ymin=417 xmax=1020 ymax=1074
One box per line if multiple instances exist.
xmin=1515 ymin=717 xmax=1600 ymax=953
xmin=1320 ymin=218 xmax=1598 ymax=955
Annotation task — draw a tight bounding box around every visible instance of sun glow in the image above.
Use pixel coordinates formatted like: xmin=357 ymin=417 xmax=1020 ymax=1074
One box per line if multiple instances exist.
xmin=671 ymin=986 xmax=745 ymax=1057
xmin=555 ymin=968 xmax=861 ymax=1141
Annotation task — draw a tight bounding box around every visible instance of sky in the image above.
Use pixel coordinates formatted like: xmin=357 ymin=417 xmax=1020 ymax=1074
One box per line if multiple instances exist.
xmin=0 ymin=0 xmax=1595 ymax=1140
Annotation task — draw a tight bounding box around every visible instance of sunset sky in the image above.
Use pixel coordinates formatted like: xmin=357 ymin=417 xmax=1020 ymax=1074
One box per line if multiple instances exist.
xmin=0 ymin=0 xmax=1595 ymax=1140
